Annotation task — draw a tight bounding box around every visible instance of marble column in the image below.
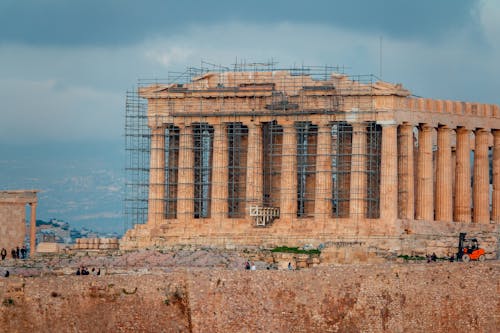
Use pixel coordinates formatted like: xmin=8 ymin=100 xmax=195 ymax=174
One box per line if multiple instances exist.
xmin=211 ymin=123 xmax=228 ymax=219
xmin=245 ymin=123 xmax=263 ymax=211
xmin=280 ymin=123 xmax=297 ymax=220
xmin=380 ymin=122 xmax=398 ymax=220
xmin=416 ymin=124 xmax=434 ymax=221
xmin=314 ymin=121 xmax=332 ymax=219
xmin=398 ymin=124 xmax=415 ymax=220
xmin=473 ymin=129 xmax=490 ymax=223
xmin=177 ymin=125 xmax=194 ymax=219
xmin=148 ymin=126 xmax=165 ymax=225
xmin=29 ymin=202 xmax=37 ymax=256
xmin=350 ymin=122 xmax=367 ymax=218
xmin=435 ymin=126 xmax=453 ymax=222
xmin=454 ymin=128 xmax=471 ymax=222
xmin=493 ymin=130 xmax=500 ymax=223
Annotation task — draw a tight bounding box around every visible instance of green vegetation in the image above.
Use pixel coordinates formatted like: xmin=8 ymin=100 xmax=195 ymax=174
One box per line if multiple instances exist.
xmin=271 ymin=246 xmax=320 ymax=255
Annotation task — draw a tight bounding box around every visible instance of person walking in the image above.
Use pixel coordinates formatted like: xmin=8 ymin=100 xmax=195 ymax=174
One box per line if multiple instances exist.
xmin=0 ymin=248 xmax=6 ymax=260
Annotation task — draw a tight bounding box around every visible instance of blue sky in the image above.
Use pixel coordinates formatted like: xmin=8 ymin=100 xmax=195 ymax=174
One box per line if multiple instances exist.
xmin=0 ymin=0 xmax=499 ymax=232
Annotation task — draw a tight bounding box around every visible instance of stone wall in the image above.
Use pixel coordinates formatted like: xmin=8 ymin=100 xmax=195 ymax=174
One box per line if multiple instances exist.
xmin=0 ymin=203 xmax=26 ymax=253
xmin=1 ymin=263 xmax=499 ymax=332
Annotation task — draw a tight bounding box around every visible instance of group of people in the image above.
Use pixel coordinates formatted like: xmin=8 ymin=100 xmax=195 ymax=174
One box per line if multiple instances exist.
xmin=1 ymin=246 xmax=27 ymax=260
xmin=76 ymin=266 xmax=100 ymax=276
xmin=244 ymin=261 xmax=256 ymax=270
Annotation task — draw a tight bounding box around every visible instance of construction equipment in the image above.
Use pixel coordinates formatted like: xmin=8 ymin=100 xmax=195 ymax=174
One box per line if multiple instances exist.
xmin=457 ymin=232 xmax=486 ymax=262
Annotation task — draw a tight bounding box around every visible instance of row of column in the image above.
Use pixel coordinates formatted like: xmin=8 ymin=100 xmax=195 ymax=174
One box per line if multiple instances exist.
xmin=399 ymin=124 xmax=500 ymax=224
xmin=148 ymin=121 xmax=500 ymax=224
xmin=147 ymin=121 xmax=398 ymax=223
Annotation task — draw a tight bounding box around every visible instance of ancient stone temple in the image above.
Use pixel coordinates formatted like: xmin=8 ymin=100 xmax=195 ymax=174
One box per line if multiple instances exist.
xmin=0 ymin=190 xmax=38 ymax=256
xmin=121 ymin=65 xmax=500 ymax=257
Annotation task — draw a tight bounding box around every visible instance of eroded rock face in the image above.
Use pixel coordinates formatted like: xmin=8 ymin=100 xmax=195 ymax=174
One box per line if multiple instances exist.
xmin=1 ymin=262 xmax=499 ymax=332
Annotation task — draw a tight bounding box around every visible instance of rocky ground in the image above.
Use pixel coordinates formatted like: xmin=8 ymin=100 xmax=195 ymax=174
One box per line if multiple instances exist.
xmin=0 ymin=253 xmax=499 ymax=332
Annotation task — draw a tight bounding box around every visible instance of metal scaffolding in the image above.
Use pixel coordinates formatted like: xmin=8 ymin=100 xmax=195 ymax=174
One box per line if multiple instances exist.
xmin=124 ymin=63 xmax=381 ymax=229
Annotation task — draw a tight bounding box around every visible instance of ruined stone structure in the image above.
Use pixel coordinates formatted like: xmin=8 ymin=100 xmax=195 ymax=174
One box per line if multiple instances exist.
xmin=0 ymin=190 xmax=38 ymax=256
xmin=121 ymin=65 xmax=500 ymax=256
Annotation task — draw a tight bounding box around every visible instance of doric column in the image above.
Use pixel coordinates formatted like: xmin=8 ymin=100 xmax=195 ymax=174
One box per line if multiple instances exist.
xmin=398 ymin=123 xmax=415 ymax=220
xmin=314 ymin=121 xmax=332 ymax=219
xmin=147 ymin=126 xmax=165 ymax=225
xmin=416 ymin=124 xmax=434 ymax=221
xmin=493 ymin=130 xmax=500 ymax=223
xmin=454 ymin=128 xmax=471 ymax=222
xmin=211 ymin=123 xmax=228 ymax=219
xmin=246 ymin=123 xmax=263 ymax=211
xmin=473 ymin=129 xmax=490 ymax=223
xmin=29 ymin=202 xmax=37 ymax=256
xmin=350 ymin=122 xmax=367 ymax=218
xmin=379 ymin=122 xmax=398 ymax=220
xmin=435 ymin=126 xmax=453 ymax=222
xmin=177 ymin=125 xmax=194 ymax=219
xmin=280 ymin=123 xmax=297 ymax=220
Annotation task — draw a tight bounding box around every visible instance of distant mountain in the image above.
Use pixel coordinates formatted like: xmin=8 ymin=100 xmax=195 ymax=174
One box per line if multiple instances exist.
xmin=0 ymin=140 xmax=127 ymax=234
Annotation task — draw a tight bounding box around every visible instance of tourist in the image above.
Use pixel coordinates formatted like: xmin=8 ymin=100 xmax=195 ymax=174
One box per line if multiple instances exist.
xmin=20 ymin=246 xmax=27 ymax=259
xmin=288 ymin=262 xmax=293 ymax=270
xmin=16 ymin=246 xmax=20 ymax=259
xmin=96 ymin=268 xmax=101 ymax=276
xmin=11 ymin=248 xmax=16 ymax=259
xmin=250 ymin=262 xmax=256 ymax=271
xmin=0 ymin=248 xmax=6 ymax=260
xmin=245 ymin=261 xmax=250 ymax=270
xmin=431 ymin=253 xmax=437 ymax=262
xmin=4 ymin=270 xmax=9 ymax=278
xmin=76 ymin=267 xmax=81 ymax=275
xmin=82 ymin=267 xmax=89 ymax=275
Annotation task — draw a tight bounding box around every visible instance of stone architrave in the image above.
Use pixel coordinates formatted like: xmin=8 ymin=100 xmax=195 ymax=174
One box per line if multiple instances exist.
xmin=416 ymin=124 xmax=433 ymax=221
xmin=473 ymin=129 xmax=490 ymax=224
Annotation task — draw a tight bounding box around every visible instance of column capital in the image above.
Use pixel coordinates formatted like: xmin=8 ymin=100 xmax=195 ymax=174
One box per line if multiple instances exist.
xmin=376 ymin=120 xmax=398 ymax=127
xmin=350 ymin=122 xmax=367 ymax=130
xmin=474 ymin=128 xmax=490 ymax=134
xmin=419 ymin=123 xmax=434 ymax=132
xmin=246 ymin=121 xmax=262 ymax=128
xmin=456 ymin=126 xmax=472 ymax=133
xmin=492 ymin=129 xmax=500 ymax=137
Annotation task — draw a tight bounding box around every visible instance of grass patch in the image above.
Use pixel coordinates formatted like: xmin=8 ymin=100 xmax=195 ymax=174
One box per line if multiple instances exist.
xmin=271 ymin=246 xmax=320 ymax=255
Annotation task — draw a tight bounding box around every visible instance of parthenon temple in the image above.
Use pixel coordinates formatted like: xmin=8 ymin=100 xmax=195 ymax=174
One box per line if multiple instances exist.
xmin=121 ymin=65 xmax=500 ymax=255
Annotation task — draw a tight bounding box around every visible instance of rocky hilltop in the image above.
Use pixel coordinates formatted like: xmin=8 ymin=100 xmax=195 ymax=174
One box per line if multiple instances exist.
xmin=0 ymin=251 xmax=499 ymax=332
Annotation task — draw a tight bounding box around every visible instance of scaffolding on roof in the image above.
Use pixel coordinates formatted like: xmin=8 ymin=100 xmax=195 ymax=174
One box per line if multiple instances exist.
xmin=124 ymin=63 xmax=381 ymax=230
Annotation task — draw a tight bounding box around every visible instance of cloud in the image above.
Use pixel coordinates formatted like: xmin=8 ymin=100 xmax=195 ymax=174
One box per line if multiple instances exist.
xmin=0 ymin=77 xmax=122 ymax=143
xmin=478 ymin=0 xmax=500 ymax=49
xmin=1 ymin=14 xmax=499 ymax=144
xmin=0 ymin=0 xmax=476 ymax=46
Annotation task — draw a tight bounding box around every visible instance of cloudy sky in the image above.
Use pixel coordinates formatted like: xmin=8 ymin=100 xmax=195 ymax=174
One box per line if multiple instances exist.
xmin=0 ymin=0 xmax=499 ymax=231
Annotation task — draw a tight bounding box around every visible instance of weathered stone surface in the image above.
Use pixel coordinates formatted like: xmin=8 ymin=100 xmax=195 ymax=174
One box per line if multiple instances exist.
xmin=1 ymin=262 xmax=499 ymax=332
